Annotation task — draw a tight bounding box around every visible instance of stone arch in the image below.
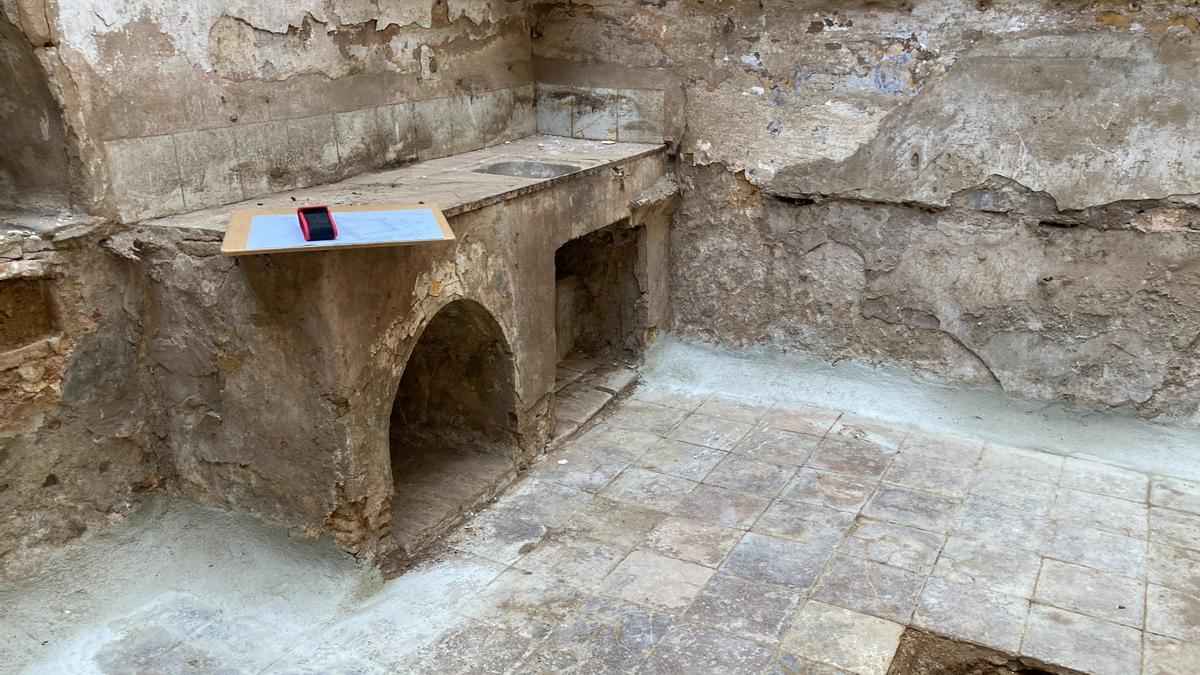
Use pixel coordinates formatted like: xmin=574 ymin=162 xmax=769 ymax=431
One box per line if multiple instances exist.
xmin=384 ymin=298 xmax=519 ymax=557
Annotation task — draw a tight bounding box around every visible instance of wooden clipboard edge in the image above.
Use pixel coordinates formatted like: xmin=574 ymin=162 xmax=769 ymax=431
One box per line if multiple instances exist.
xmin=220 ymin=203 xmax=456 ymax=256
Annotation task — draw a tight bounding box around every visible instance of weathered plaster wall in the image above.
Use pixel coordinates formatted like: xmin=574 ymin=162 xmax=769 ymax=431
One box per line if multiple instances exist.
xmin=33 ymin=0 xmax=535 ymax=221
xmin=0 ymin=228 xmax=157 ymax=579
xmin=532 ymin=0 xmax=1200 ymax=423
xmin=0 ymin=14 xmax=73 ymax=212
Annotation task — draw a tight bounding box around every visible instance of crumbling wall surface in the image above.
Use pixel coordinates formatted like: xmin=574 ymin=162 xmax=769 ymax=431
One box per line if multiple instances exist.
xmin=43 ymin=0 xmax=534 ymax=221
xmin=0 ymin=229 xmax=156 ymax=580
xmin=0 ymin=13 xmax=73 ymax=212
xmin=532 ymin=0 xmax=1200 ymax=423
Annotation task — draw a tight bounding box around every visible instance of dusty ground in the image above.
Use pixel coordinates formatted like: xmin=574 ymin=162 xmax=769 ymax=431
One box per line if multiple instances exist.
xmin=3 ymin=343 xmax=1199 ymax=674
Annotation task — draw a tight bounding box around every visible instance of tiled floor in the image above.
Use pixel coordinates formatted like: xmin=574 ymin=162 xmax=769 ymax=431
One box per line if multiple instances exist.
xmin=14 ymin=383 xmax=1200 ymax=674
xmin=406 ymin=384 xmax=1200 ymax=675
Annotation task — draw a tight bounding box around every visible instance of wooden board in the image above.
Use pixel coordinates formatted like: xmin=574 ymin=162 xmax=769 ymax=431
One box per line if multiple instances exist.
xmin=221 ymin=203 xmax=454 ymax=256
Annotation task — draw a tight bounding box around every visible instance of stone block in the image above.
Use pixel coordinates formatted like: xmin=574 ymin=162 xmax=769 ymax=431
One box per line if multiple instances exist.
xmin=173 ymin=126 xmax=244 ymax=209
xmin=782 ymin=601 xmax=904 ymax=675
xmin=616 ymin=88 xmax=665 ymax=144
xmin=781 ymin=468 xmax=876 ymax=512
xmin=1021 ymin=605 xmax=1142 ymax=675
xmin=912 ymin=578 xmax=1028 ymax=654
xmin=642 ymin=516 xmax=744 ymax=568
xmin=600 ymin=549 xmax=714 ymax=611
xmin=105 ymin=135 xmax=185 ymax=221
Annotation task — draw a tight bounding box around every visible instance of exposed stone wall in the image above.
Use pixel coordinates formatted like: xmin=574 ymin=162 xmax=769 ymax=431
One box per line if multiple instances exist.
xmin=531 ymin=0 xmax=1200 ymax=423
xmin=0 ymin=229 xmax=157 ymax=579
xmin=26 ymin=0 xmax=535 ymax=222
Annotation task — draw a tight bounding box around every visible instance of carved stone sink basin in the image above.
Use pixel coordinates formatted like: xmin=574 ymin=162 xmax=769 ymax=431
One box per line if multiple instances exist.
xmin=472 ymin=160 xmax=583 ymax=179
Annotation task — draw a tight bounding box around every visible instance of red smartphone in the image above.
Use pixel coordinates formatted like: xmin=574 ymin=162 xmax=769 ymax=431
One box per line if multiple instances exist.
xmin=298 ymin=206 xmax=338 ymax=241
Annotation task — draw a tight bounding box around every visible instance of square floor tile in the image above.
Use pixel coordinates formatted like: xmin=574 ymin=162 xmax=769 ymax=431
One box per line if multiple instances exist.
xmin=863 ymin=485 xmax=961 ymax=533
xmin=912 ymin=577 xmax=1028 ymax=653
xmin=1052 ymin=488 xmax=1148 ymax=539
xmin=807 ymin=437 xmax=897 ymax=479
xmin=1150 ymin=476 xmax=1200 ymax=515
xmin=838 ymin=519 xmax=944 ymax=574
xmin=883 ymin=453 xmax=973 ymax=497
xmin=447 ymin=508 xmax=549 ymax=566
xmin=952 ymin=496 xmax=1049 ymax=554
xmin=932 ymin=536 xmax=1041 ymax=598
xmin=764 ymin=653 xmax=856 ymax=675
xmin=1061 ymin=457 xmax=1148 ymax=503
xmin=968 ymin=472 xmax=1057 ymax=516
xmin=683 ymin=572 xmax=802 ymax=642
xmin=635 ymin=439 xmax=727 ymax=481
xmin=695 ymin=396 xmax=772 ymax=424
xmin=466 ymin=568 xmax=588 ymax=640
xmin=754 ymin=499 xmax=856 ymax=549
xmin=811 ymin=555 xmax=926 ymax=623
xmin=672 ymin=484 xmax=771 ymax=529
xmin=1147 ymin=583 xmax=1200 ymax=643
xmin=513 ymin=534 xmax=626 ymax=588
xmin=1148 ymin=541 xmax=1200 ymax=596
xmin=535 ymin=447 xmax=627 ymax=493
xmin=703 ymin=454 xmax=796 ymax=497
xmin=630 ymin=386 xmax=705 ymax=411
xmin=667 ymin=413 xmax=754 ymax=451
xmin=782 ymin=601 xmax=904 ymax=675
xmin=490 ymin=478 xmax=592 ymax=528
xmin=1035 ymin=559 xmax=1145 ymax=628
xmin=733 ymin=427 xmax=822 ymax=467
xmin=1143 ymin=633 xmax=1200 ymax=675
xmin=411 ymin=620 xmax=535 ymax=674
xmin=781 ymin=468 xmax=876 ymax=512
xmin=641 ymin=516 xmax=744 ymax=568
xmin=560 ymin=497 xmax=667 ymax=550
xmin=571 ymin=424 xmax=662 ymax=463
xmin=1021 ymin=605 xmax=1141 ymax=675
xmin=763 ymin=404 xmax=841 ymax=436
xmin=1043 ymin=521 xmax=1147 ymax=578
xmin=607 ymin=400 xmax=689 ymax=434
xmin=643 ymin=624 xmax=775 ymax=674
xmin=598 ymin=467 xmax=697 ymax=512
xmin=1150 ymin=506 xmax=1200 ymax=551
xmin=601 ymin=550 xmax=714 ymax=612
xmin=721 ymin=532 xmax=831 ymax=590
xmin=535 ymin=595 xmax=674 ymax=673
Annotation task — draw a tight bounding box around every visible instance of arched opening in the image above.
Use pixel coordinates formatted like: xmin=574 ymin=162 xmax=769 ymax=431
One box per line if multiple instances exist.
xmin=387 ymin=299 xmax=518 ymax=556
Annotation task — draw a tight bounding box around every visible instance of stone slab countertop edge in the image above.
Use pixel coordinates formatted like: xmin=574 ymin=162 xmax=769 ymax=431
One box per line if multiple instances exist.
xmin=142 ymin=136 xmax=667 ymax=235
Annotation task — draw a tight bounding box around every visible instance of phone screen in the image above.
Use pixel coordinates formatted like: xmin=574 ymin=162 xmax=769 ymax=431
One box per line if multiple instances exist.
xmin=301 ymin=209 xmax=335 ymax=240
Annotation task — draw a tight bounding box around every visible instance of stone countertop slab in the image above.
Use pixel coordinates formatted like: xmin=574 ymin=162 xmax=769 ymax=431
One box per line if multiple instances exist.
xmin=142 ymin=136 xmax=665 ymax=234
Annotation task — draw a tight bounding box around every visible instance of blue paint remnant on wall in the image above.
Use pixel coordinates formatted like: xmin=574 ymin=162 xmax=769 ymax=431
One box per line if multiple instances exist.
xmin=767 ymin=120 xmax=783 ymax=136
xmin=771 ymin=85 xmax=788 ymax=107
xmin=845 ymin=51 xmax=918 ymax=96
xmin=792 ymin=69 xmax=817 ymax=93
xmin=873 ymin=52 xmax=914 ymax=94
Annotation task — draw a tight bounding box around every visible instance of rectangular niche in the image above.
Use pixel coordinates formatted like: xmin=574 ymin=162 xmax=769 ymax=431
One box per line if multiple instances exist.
xmin=554 ymin=220 xmax=644 ymax=364
xmin=0 ymin=278 xmax=58 ymax=352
